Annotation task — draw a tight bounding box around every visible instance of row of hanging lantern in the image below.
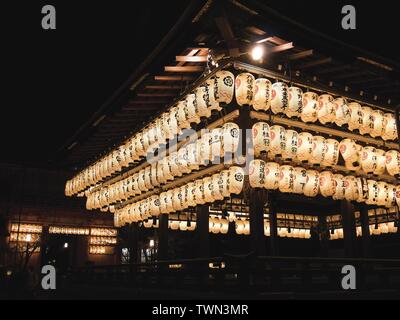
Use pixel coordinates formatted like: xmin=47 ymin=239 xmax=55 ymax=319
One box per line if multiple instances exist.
xmin=236 ymin=72 xmax=398 ymax=140
xmin=65 ymin=70 xmax=236 ymax=197
xmin=329 ymin=222 xmax=398 ymax=240
xmin=249 ymin=159 xmax=400 ymax=208
xmin=113 ymin=166 xmax=245 ymax=227
xmin=252 ymin=122 xmax=400 ymax=177
xmin=86 ymin=122 xmax=240 ymax=211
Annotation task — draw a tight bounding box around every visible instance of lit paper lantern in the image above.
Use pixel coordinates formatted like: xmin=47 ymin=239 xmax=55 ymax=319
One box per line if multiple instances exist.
xmin=339 ymin=139 xmax=360 ymax=166
xmin=309 ymin=136 xmax=327 ymax=166
xmin=186 ymin=182 xmax=197 ymax=207
xmin=222 ymin=122 xmax=240 ymax=154
xmin=211 ymin=173 xmax=224 ymax=200
xmin=220 ymin=219 xmax=229 ymax=234
xmin=301 ymin=91 xmax=319 ymax=123
xmin=271 ymin=82 xmax=289 ymax=114
xmin=355 ymin=177 xmax=369 ymax=203
xmin=344 ymin=175 xmax=359 ymax=201
xmin=348 ymin=102 xmax=363 ymax=132
xmin=304 ymin=170 xmax=319 ymax=197
xmin=172 ymin=187 xmax=184 ymax=212
xmin=383 ymin=113 xmax=398 ymax=141
xmin=210 ymin=128 xmax=223 ymax=161
xmin=359 ymin=106 xmax=374 ymax=135
xmin=269 ymin=125 xmax=286 ymax=158
xmin=228 ymin=166 xmax=245 ymax=194
xmin=376 ymin=181 xmax=389 ymax=207
xmin=219 ymin=170 xmax=231 ymax=198
xmin=319 ymin=171 xmax=335 ymax=197
xmin=332 ymin=174 xmax=346 ymax=200
xmin=334 ymin=97 xmax=350 ymax=127
xmin=297 ymin=132 xmax=314 ymax=163
xmin=360 ymin=146 xmax=378 ymax=174
xmin=149 ymin=195 xmax=161 ymax=217
xmin=165 ymin=190 xmax=175 ymax=213
xmin=370 ymin=109 xmax=385 ymax=138
xmin=195 ymin=85 xmax=212 ymax=118
xmin=185 ymin=93 xmax=201 ymax=125
xmin=176 ymin=100 xmax=191 ymax=130
xmin=177 ymin=147 xmax=191 ymax=175
xmin=279 ymin=165 xmax=295 ymax=193
xmin=321 ymin=139 xmax=339 ymax=168
xmin=252 ymin=122 xmax=270 ymax=156
xmin=366 ymin=180 xmax=379 ymax=205
xmin=185 ymin=143 xmax=199 ymax=171
xmin=293 ymin=167 xmax=307 ymax=194
xmin=205 ymin=78 xmax=221 ymax=111
xmin=214 ymin=70 xmax=235 ymax=104
xmin=317 ymin=94 xmax=334 ymax=124
xmin=287 ymin=86 xmax=303 ymax=118
xmin=385 ymin=150 xmax=400 ymax=177
xmin=282 ymin=129 xmax=298 ymax=161
xmin=386 ymin=184 xmax=398 ymax=208
xmin=253 ymin=78 xmax=272 ymax=111
xmin=249 ymin=160 xmax=267 ymax=188
xmin=235 ymin=73 xmax=255 ymax=106
xmin=194 ymin=179 xmax=206 ymax=205
xmin=264 ymin=162 xmax=280 ymax=190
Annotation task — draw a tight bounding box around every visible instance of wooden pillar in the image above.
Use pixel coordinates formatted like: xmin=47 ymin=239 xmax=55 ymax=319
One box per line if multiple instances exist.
xmin=341 ymin=200 xmax=357 ymax=258
xmin=359 ymin=204 xmax=371 ymax=258
xmin=249 ymin=189 xmax=267 ymax=256
xmin=40 ymin=225 xmax=49 ymax=267
xmin=129 ymin=222 xmax=140 ymax=263
xmin=196 ymin=205 xmax=210 ymax=258
xmin=268 ymin=197 xmax=279 ymax=256
xmin=157 ymin=215 xmax=169 ymax=261
xmin=0 ymin=213 xmax=9 ymax=267
xmin=318 ymin=215 xmax=329 ymax=257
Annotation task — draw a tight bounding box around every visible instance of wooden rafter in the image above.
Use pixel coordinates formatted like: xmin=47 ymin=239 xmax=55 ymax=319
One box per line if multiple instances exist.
xmin=298 ymin=57 xmax=333 ymax=69
xmin=288 ymin=50 xmax=314 ymax=60
xmin=270 ymin=42 xmax=294 ymax=53
xmin=164 ymin=66 xmax=204 ymax=73
xmin=145 ymin=85 xmax=182 ymax=90
xmin=154 ymin=75 xmax=196 ymax=81
xmin=175 ymin=55 xmax=208 ymax=62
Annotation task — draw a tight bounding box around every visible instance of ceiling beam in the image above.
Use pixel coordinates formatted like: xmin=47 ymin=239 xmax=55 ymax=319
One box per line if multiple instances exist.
xmin=136 ymin=93 xmax=176 ymax=98
xmin=288 ymin=49 xmax=314 ymax=60
xmin=164 ymin=66 xmax=203 ymax=73
xmin=215 ymin=15 xmax=240 ymax=57
xmin=297 ymin=57 xmax=333 ymax=69
xmin=270 ymin=42 xmax=294 ymax=53
xmin=175 ymin=55 xmax=208 ymax=62
xmin=145 ymin=85 xmax=182 ymax=90
xmin=154 ymin=75 xmax=196 ymax=81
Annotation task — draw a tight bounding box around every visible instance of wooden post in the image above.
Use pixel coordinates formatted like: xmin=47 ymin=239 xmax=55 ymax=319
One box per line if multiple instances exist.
xmin=359 ymin=204 xmax=371 ymax=258
xmin=318 ymin=215 xmax=329 ymax=257
xmin=268 ymin=196 xmax=279 ymax=256
xmin=249 ymin=189 xmax=267 ymax=256
xmin=40 ymin=225 xmax=49 ymax=267
xmin=157 ymin=215 xmax=169 ymax=261
xmin=196 ymin=205 xmax=210 ymax=258
xmin=341 ymin=200 xmax=357 ymax=258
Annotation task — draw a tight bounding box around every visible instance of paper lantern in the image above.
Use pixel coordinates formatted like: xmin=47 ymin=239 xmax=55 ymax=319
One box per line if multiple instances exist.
xmin=252 ymin=122 xmax=270 ymax=156
xmin=385 ymin=150 xmax=400 ymax=177
xmin=271 ymin=82 xmax=289 ymax=114
xmin=210 ymin=128 xmax=223 ymax=161
xmin=165 ymin=190 xmax=175 ymax=213
xmin=279 ymin=165 xmax=295 ymax=193
xmin=235 ymin=220 xmax=245 ymax=235
xmin=187 ymin=221 xmax=197 ymax=232
xmin=309 ymin=136 xmax=327 ymax=166
xmin=253 ymin=78 xmax=272 ymax=111
xmin=222 ymin=122 xmax=240 ymax=154
xmin=365 ymin=179 xmax=379 ymax=205
xmin=176 ymin=100 xmax=191 ymax=130
xmin=301 ymin=91 xmax=319 ymax=123
xmin=228 ymin=166 xmax=245 ymax=195
xmin=385 ymin=184 xmax=398 ymax=208
xmin=264 ymin=162 xmax=280 ymax=190
xmin=304 ymin=170 xmax=319 ymax=197
xmin=319 ymin=171 xmax=335 ymax=197
xmin=282 ymin=129 xmax=298 ymax=161
xmin=170 ymin=220 xmax=180 ymax=231
xmin=177 ymin=147 xmax=192 ymax=175
xmin=199 ymin=133 xmax=212 ymax=164
xmin=172 ymin=187 xmax=184 ymax=211
xmin=185 ymin=93 xmax=201 ymax=125
xmin=179 ymin=221 xmax=188 ymax=232
xmin=211 ymin=173 xmax=224 ymax=200
xmin=332 ymin=174 xmax=346 ymax=200
xmin=249 ymin=160 xmax=267 ymax=188
xmin=339 ymin=139 xmax=359 ymax=166
xmin=343 ymin=176 xmax=359 ymax=201
xmin=370 ymin=109 xmax=385 ymax=138
xmin=287 ymin=86 xmax=303 ymax=118
xmin=322 ymin=138 xmax=339 ymax=168
xmin=317 ymin=94 xmax=334 ymax=124
xmin=376 ymin=181 xmax=389 ymax=207
xmin=355 ymin=177 xmax=369 ymax=203
xmin=195 ymin=85 xmax=212 ymax=119
xmin=220 ymin=219 xmax=229 ymax=234
xmin=214 ymin=70 xmax=235 ymax=104
xmin=219 ymin=170 xmax=231 ymax=198
xmin=194 ymin=179 xmax=206 ymax=204
xmin=333 ymin=97 xmax=350 ymax=127
xmin=360 ymin=146 xmax=378 ymax=174
xmin=144 ymin=166 xmax=153 ymax=190
xmin=185 ymin=143 xmax=200 ymax=171
xmin=205 ymin=78 xmax=221 ymax=111
xmin=269 ymin=125 xmax=286 ymax=158
xmin=348 ymin=102 xmax=363 ymax=132
xmin=383 ymin=113 xmax=398 ymax=141
xmin=235 ymin=73 xmax=255 ymax=106
xmin=297 ymin=132 xmax=314 ymax=163
xmin=293 ymin=167 xmax=307 ymax=194
xmin=359 ymin=106 xmax=374 ymax=135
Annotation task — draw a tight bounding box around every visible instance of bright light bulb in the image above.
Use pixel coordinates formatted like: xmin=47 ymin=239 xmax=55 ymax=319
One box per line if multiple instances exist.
xmin=251 ymin=45 xmax=264 ymax=61
xmin=64 ymin=242 xmax=69 ymax=248
xmin=149 ymin=239 xmax=155 ymax=248
xmin=26 ymin=234 xmax=32 ymax=242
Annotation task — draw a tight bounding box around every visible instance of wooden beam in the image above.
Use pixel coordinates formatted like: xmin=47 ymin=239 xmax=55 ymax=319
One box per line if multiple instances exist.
xmin=257 ymin=36 xmax=287 ymax=45
xmin=288 ymin=49 xmax=314 ymax=60
xmin=246 ymin=26 xmax=267 ymax=36
xmin=298 ymin=57 xmax=333 ymax=69
xmin=164 ymin=66 xmax=203 ymax=73
xmin=270 ymin=42 xmax=294 ymax=53
xmin=154 ymin=75 xmax=196 ymax=81
xmin=128 ymin=100 xmax=168 ymax=104
xmin=136 ymin=93 xmax=176 ymax=98
xmin=145 ymin=85 xmax=182 ymax=90
xmin=175 ymin=55 xmax=208 ymax=62
xmin=215 ymin=16 xmax=240 ymax=57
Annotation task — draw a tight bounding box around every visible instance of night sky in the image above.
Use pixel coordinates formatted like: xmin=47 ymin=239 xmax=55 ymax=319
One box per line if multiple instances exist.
xmin=3 ymin=1 xmax=399 ymax=167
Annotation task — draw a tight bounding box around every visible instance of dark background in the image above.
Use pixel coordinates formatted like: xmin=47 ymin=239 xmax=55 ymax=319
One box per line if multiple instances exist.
xmin=2 ymin=0 xmax=399 ymax=167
